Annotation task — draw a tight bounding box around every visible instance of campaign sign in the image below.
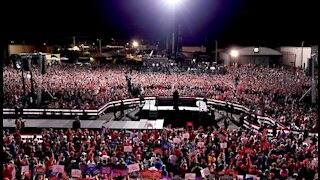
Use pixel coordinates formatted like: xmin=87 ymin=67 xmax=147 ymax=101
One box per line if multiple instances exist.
xmin=237 ymin=174 xmax=259 ymax=180
xmin=127 ymin=163 xmax=140 ymax=173
xmin=52 ymin=165 xmax=65 ymax=173
xmin=35 ymin=166 xmax=46 ymax=175
xmin=154 ymin=148 xmax=163 ymax=154
xmin=183 ymin=133 xmax=190 ymax=139
xmin=185 ymin=173 xmax=196 ymax=180
xmin=101 ymin=166 xmax=112 ymax=174
xmin=173 ymin=138 xmax=181 ymax=144
xmin=124 ymin=145 xmax=133 ymax=152
xmin=71 ymin=169 xmax=82 ymax=178
xmin=200 ymin=167 xmax=210 ymax=177
xmin=220 ymin=142 xmax=227 ymax=149
xmin=198 ymin=142 xmax=205 ymax=147
xmin=112 ymin=169 xmax=128 ymax=178
xmin=21 ymin=165 xmax=29 ymax=175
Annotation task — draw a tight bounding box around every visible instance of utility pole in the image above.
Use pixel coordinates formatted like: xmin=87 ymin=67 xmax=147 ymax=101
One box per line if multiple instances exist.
xmin=215 ymin=40 xmax=218 ymax=63
xmin=301 ymin=41 xmax=304 ymax=69
xmin=166 ymin=36 xmax=169 ymax=52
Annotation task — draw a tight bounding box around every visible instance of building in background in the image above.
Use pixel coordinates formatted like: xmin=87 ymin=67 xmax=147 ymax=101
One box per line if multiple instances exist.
xmin=8 ymin=44 xmax=57 ymax=55
xmin=220 ymin=46 xmax=282 ymax=66
xmin=278 ymin=46 xmax=312 ymax=69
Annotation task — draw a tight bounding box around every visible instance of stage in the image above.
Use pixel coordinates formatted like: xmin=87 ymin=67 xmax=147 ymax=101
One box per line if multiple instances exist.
xmin=142 ymin=99 xmax=208 ymax=112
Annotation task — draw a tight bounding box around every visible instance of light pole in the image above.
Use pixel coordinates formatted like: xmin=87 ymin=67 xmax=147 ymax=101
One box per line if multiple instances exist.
xmin=132 ymin=41 xmax=139 ymax=48
xmin=97 ymin=39 xmax=102 ymax=54
xmin=165 ymin=0 xmax=181 ymax=58
xmin=215 ymin=40 xmax=218 ymax=63
xmin=301 ymin=41 xmax=304 ymax=69
xmin=230 ymin=49 xmax=239 ymax=67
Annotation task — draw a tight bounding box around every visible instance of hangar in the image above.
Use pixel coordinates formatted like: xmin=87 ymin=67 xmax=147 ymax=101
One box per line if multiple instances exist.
xmin=220 ymin=46 xmax=282 ymax=66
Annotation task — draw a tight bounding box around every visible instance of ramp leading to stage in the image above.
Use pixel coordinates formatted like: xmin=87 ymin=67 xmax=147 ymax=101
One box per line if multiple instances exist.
xmin=102 ymin=119 xmax=164 ymax=129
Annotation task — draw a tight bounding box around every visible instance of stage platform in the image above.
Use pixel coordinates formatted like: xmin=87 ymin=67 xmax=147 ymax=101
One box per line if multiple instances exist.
xmin=142 ymin=99 xmax=208 ymax=112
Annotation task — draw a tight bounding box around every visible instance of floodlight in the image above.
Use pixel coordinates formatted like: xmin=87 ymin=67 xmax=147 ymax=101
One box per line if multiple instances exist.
xmin=230 ymin=50 xmax=239 ymax=58
xmin=132 ymin=41 xmax=139 ymax=48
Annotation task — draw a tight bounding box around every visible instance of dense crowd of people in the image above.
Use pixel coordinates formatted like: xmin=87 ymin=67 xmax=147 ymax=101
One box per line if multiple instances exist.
xmin=3 ymin=126 xmax=318 ymax=179
xmin=3 ymin=63 xmax=318 ymax=133
xmin=3 ymin=62 xmax=319 ymax=180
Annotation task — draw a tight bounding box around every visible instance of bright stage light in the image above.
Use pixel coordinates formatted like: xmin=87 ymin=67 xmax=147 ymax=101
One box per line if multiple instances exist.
xmin=230 ymin=50 xmax=239 ymax=58
xmin=132 ymin=41 xmax=139 ymax=48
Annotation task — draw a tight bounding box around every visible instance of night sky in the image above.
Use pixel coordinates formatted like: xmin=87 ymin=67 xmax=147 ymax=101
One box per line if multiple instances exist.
xmin=2 ymin=0 xmax=318 ymax=48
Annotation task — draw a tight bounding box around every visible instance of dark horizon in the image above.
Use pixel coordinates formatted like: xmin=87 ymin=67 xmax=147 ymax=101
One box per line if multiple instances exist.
xmin=3 ymin=0 xmax=318 ymax=48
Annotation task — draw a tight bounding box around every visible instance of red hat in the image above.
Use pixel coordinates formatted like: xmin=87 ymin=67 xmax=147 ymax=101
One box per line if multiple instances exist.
xmin=101 ymin=151 xmax=107 ymax=156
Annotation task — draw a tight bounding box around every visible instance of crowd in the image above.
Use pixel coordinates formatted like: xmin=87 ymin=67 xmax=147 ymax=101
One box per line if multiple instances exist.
xmin=3 ymin=63 xmax=318 ymax=133
xmin=3 ymin=63 xmax=319 ymax=180
xmin=3 ymin=126 xmax=318 ymax=180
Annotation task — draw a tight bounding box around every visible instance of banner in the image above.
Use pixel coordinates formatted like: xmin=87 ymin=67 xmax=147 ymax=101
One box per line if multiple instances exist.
xmin=52 ymin=165 xmax=65 ymax=173
xmin=71 ymin=169 xmax=82 ymax=178
xmin=185 ymin=173 xmax=196 ymax=180
xmin=127 ymin=163 xmax=140 ymax=173
xmin=124 ymin=146 xmax=133 ymax=152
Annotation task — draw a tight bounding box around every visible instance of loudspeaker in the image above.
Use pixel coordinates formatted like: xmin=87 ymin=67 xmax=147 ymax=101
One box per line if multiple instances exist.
xmin=22 ymin=58 xmax=31 ymax=71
